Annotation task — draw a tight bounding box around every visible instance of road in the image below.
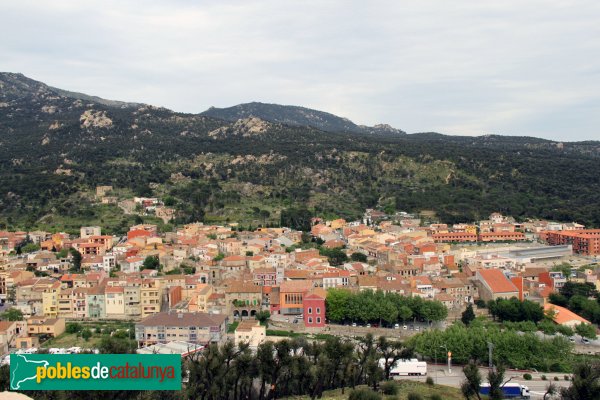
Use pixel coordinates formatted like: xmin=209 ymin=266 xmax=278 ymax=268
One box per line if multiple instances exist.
xmin=399 ymin=364 xmax=571 ymax=399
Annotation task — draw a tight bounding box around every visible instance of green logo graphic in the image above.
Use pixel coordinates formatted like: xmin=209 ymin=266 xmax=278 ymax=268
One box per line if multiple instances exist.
xmin=10 ymin=354 xmax=181 ymax=391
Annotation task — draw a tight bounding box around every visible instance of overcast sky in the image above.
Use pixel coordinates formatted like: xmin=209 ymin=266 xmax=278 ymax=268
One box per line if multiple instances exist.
xmin=1 ymin=1 xmax=599 ymax=141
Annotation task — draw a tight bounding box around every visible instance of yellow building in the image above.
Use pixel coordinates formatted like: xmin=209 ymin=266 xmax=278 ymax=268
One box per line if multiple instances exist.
xmin=234 ymin=320 xmax=266 ymax=348
xmin=141 ymin=279 xmax=161 ymax=318
xmin=42 ymin=281 xmax=61 ymax=317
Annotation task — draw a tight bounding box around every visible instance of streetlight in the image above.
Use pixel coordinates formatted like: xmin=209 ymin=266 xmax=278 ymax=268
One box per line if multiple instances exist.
xmin=440 ymin=345 xmax=452 ymax=374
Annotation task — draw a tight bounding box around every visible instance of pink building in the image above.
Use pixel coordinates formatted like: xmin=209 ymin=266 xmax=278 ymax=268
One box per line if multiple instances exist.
xmin=303 ymin=290 xmax=326 ymax=328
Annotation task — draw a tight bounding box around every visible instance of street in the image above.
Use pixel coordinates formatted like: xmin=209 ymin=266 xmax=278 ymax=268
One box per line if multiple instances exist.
xmin=399 ymin=364 xmax=571 ymax=399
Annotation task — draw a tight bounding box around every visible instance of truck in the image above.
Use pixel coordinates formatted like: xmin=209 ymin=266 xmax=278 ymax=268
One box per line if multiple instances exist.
xmin=379 ymin=358 xmax=427 ymax=377
xmin=479 ymin=382 xmax=530 ymax=399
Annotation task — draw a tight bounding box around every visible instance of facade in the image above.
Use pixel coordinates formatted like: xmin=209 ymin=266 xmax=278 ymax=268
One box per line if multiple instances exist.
xmin=476 ymin=269 xmax=520 ymax=301
xmin=135 ymin=311 xmax=228 ymax=345
xmin=432 ymin=233 xmax=477 ymax=243
xmin=86 ymin=286 xmax=106 ymax=318
xmin=234 ymin=320 xmax=266 ymax=348
xmin=303 ymin=290 xmax=326 ymax=328
xmin=543 ymin=229 xmax=600 ymax=255
xmin=141 ymin=279 xmax=161 ymax=318
xmin=26 ymin=317 xmax=66 ymax=337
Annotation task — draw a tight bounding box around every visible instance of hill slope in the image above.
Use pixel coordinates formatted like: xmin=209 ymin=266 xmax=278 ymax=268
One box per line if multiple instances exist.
xmin=1 ymin=72 xmax=600 ymax=233
xmin=201 ymin=102 xmax=406 ymax=135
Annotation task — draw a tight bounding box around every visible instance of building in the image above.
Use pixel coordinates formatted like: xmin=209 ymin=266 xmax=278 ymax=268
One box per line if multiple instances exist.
xmin=279 ymin=280 xmax=313 ymax=315
xmin=135 ymin=311 xmax=228 ymax=345
xmin=544 ymin=304 xmax=592 ymax=327
xmin=432 ymin=233 xmax=477 ymax=243
xmin=26 ymin=316 xmax=66 ymax=337
xmin=475 ymin=269 xmax=520 ymax=301
xmin=234 ymin=320 xmax=266 ymax=348
xmin=80 ymin=226 xmax=101 ymax=239
xmin=303 ymin=290 xmax=326 ymax=328
xmin=0 ymin=320 xmax=19 ymax=353
xmin=543 ymin=229 xmax=600 ymax=255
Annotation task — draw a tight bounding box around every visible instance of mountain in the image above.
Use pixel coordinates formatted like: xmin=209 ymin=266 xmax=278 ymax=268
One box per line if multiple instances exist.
xmin=1 ymin=72 xmax=600 ymax=234
xmin=201 ymin=102 xmax=406 ymax=135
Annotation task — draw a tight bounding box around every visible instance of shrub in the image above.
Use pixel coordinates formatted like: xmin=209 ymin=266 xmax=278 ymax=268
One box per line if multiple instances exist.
xmin=430 ymin=395 xmax=442 ymax=400
xmin=349 ymin=388 xmax=382 ymax=400
xmin=553 ymin=376 xmax=559 ymax=381
xmin=523 ymin=373 xmax=532 ymax=380
xmin=381 ymin=381 xmax=398 ymax=395
xmin=66 ymin=323 xmax=82 ymax=334
xmin=407 ymin=394 xmax=423 ymax=400
xmin=426 ymin=376 xmax=434 ymax=386
xmin=564 ymin=375 xmax=570 ymax=381
xmin=541 ymin=375 xmax=547 ymax=380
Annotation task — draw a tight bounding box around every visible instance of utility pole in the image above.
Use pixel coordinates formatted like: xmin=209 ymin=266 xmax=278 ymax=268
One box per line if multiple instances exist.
xmin=440 ymin=345 xmax=451 ymax=374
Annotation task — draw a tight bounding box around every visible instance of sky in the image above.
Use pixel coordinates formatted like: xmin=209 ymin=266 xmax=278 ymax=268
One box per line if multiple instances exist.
xmin=1 ymin=0 xmax=599 ymax=141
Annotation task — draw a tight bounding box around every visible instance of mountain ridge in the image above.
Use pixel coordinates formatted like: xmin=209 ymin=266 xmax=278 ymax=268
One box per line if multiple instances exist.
xmin=1 ymin=72 xmax=600 ymax=232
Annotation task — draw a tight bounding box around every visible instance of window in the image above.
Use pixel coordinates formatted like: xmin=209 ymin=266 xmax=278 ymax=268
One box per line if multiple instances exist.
xmin=317 ymin=317 xmax=321 ymax=324
xmin=308 ymin=317 xmax=313 ymax=324
xmin=308 ymin=307 xmax=312 ymax=314
xmin=316 ymin=307 xmax=320 ymax=314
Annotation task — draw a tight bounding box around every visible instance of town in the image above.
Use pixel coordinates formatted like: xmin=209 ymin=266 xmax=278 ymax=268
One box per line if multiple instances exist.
xmin=1 ymin=196 xmax=598 ymax=354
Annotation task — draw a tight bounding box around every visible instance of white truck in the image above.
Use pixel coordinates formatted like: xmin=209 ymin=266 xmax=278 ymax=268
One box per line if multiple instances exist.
xmin=379 ymin=358 xmax=428 ymax=377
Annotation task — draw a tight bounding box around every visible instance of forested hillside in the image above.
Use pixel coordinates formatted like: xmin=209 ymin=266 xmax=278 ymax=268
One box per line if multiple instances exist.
xmin=1 ymin=72 xmax=600 ymax=233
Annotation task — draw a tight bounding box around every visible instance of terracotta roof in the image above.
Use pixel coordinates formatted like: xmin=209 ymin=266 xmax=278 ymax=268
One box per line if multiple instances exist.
xmin=0 ymin=320 xmax=16 ymax=332
xmin=225 ymin=282 xmax=262 ymax=293
xmin=138 ymin=311 xmax=227 ymax=327
xmin=236 ymin=320 xmax=261 ymax=331
xmin=545 ymin=304 xmax=591 ymax=325
xmin=279 ymin=280 xmax=313 ymax=293
xmin=285 ymin=269 xmax=311 ymax=279
xmin=478 ymin=269 xmax=519 ymax=294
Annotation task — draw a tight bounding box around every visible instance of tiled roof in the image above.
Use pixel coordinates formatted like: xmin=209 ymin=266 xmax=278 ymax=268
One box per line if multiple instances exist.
xmin=138 ymin=311 xmax=227 ymax=327
xmin=478 ymin=269 xmax=519 ymax=294
xmin=544 ymin=304 xmax=591 ymax=325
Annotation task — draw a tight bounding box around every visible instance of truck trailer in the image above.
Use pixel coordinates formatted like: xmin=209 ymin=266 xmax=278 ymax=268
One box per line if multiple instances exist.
xmin=479 ymin=382 xmax=530 ymax=399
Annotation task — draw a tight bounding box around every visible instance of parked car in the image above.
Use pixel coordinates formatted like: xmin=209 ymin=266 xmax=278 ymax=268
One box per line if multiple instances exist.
xmin=582 ymin=338 xmax=591 ymax=344
xmin=393 ymin=323 xmax=400 ymax=329
xmin=352 ymin=322 xmax=357 ymax=327
xmin=366 ymin=324 xmax=371 ymax=328
xmin=403 ymin=325 xmax=408 ymax=330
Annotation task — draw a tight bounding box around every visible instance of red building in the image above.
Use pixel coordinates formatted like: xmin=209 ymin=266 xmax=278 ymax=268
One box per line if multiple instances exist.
xmin=303 ymin=289 xmax=326 ymax=328
xmin=478 ymin=232 xmax=525 ymax=242
xmin=432 ymin=232 xmax=477 ymax=243
xmin=543 ymin=229 xmax=600 ymax=256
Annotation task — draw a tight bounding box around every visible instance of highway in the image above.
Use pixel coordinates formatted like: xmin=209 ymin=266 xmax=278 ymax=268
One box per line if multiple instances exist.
xmin=398 ymin=364 xmax=571 ymax=399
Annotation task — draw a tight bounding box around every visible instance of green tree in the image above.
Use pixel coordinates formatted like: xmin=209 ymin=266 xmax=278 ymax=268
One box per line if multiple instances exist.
xmin=143 ymin=255 xmax=160 ymax=270
xmin=350 ymin=252 xmax=368 ymax=262
xmin=81 ymin=328 xmax=92 ymax=341
xmin=487 ymin=365 xmax=505 ymax=400
xmin=461 ymin=304 xmax=476 ymax=326
xmin=461 ymin=361 xmax=483 ymax=400
xmin=21 ymin=242 xmax=40 ymax=253
xmin=2 ymin=308 xmax=23 ymax=321
xmin=70 ymin=248 xmax=82 ymax=272
xmin=255 ymin=310 xmax=271 ymax=325
xmin=575 ymin=323 xmax=597 ymax=340
xmin=560 ymin=361 xmax=600 ymax=400
xmin=398 ymin=305 xmax=413 ymax=323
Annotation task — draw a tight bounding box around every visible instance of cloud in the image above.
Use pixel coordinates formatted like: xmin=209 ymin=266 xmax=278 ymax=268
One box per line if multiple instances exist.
xmin=1 ymin=0 xmax=599 ymax=140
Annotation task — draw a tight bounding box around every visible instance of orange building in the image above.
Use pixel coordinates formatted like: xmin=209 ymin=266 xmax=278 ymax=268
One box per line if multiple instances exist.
xmin=279 ymin=280 xmax=313 ymax=315
xmin=432 ymin=232 xmax=477 ymax=243
xmin=478 ymin=232 xmax=525 ymax=242
xmin=543 ymin=229 xmax=600 ymax=255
